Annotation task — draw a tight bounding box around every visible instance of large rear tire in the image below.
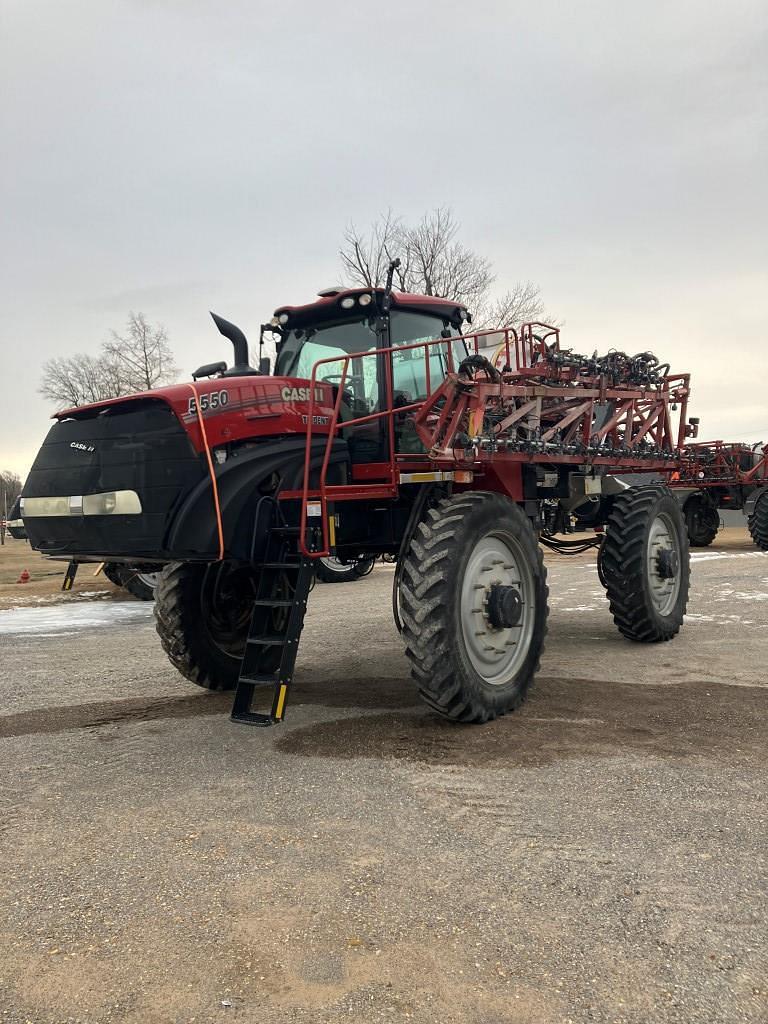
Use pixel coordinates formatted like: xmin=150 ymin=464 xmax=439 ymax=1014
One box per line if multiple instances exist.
xmin=399 ymin=492 xmax=548 ymax=723
xmin=683 ymin=493 xmax=719 ymax=547
xmin=154 ymin=561 xmax=268 ymax=690
xmin=748 ymin=492 xmax=768 ymax=551
xmin=602 ymin=484 xmax=689 ymax=642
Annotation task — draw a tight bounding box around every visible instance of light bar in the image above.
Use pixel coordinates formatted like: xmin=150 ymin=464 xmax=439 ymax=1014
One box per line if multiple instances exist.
xmin=21 ymin=491 xmax=143 ymax=517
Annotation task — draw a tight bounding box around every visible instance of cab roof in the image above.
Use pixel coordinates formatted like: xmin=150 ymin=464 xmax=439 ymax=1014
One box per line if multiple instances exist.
xmin=273 ymin=287 xmax=469 ymax=329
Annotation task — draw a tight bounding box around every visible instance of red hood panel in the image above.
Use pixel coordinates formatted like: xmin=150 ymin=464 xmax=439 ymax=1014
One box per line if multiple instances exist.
xmin=55 ymin=376 xmax=337 ymax=454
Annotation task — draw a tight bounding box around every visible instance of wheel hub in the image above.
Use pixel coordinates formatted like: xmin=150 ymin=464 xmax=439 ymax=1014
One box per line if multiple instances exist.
xmin=646 ymin=512 xmax=683 ymax=616
xmin=486 ymin=584 xmax=523 ymax=629
xmin=655 ymin=547 xmax=679 ymax=579
xmin=460 ymin=532 xmax=535 ymax=686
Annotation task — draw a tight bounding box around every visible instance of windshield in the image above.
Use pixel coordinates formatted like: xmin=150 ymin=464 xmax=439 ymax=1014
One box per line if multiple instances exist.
xmin=276 ymin=318 xmax=378 ymax=379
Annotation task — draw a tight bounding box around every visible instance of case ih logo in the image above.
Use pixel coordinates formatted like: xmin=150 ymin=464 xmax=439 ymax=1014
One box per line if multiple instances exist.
xmin=70 ymin=441 xmax=95 ymax=453
xmin=281 ymin=386 xmax=325 ymax=403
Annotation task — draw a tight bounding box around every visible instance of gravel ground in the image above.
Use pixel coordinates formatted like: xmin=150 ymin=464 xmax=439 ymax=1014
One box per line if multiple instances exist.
xmin=0 ymin=529 xmax=766 ymax=1024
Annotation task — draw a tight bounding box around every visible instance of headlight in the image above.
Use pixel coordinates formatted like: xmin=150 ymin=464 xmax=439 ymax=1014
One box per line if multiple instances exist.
xmin=20 ymin=496 xmax=70 ymax=517
xmin=22 ymin=491 xmax=143 ymax=517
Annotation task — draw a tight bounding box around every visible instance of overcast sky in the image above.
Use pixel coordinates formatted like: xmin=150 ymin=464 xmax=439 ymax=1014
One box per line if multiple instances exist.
xmin=1 ymin=0 xmax=766 ymax=478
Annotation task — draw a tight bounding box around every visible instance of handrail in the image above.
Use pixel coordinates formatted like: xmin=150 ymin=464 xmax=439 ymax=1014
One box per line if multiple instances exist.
xmin=299 ymin=326 xmax=526 ymax=555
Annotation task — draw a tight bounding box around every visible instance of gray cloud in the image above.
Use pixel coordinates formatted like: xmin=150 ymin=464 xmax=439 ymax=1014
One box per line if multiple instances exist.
xmin=1 ymin=0 xmax=766 ymax=475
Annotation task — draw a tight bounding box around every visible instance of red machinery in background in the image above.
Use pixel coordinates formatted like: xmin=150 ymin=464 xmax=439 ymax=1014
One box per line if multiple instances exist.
xmin=670 ymin=441 xmax=768 ymax=548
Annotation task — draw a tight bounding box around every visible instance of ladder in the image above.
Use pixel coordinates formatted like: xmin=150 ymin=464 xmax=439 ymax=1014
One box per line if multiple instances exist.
xmin=230 ymin=517 xmax=314 ymax=727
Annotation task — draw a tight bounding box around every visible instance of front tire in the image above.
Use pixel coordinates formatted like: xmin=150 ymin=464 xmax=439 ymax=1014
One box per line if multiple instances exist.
xmin=399 ymin=492 xmax=548 ymax=723
xmin=602 ymin=484 xmax=689 ymax=642
xmin=748 ymin=492 xmax=768 ymax=551
xmin=154 ymin=561 xmax=265 ymax=690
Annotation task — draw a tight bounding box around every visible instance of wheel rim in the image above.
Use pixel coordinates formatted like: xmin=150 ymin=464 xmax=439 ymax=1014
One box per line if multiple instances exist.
xmin=319 ymin=557 xmax=349 ymax=574
xmin=137 ymin=572 xmax=160 ymax=590
xmin=647 ymin=512 xmax=682 ymax=616
xmin=199 ymin=562 xmax=260 ymax=658
xmin=459 ymin=531 xmax=535 ymax=686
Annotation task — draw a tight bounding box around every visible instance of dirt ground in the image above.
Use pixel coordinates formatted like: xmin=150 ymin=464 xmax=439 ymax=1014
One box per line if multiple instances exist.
xmin=1 ymin=530 xmax=766 ymax=1024
xmin=0 ymin=539 xmax=117 ymax=609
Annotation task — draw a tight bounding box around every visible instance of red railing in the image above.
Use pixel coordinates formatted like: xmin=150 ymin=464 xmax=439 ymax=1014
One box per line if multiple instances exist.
xmin=297 ymin=325 xmax=553 ymax=555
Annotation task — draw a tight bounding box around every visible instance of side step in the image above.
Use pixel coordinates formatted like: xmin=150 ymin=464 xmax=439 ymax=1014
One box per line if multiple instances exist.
xmin=230 ymin=546 xmax=314 ymax=728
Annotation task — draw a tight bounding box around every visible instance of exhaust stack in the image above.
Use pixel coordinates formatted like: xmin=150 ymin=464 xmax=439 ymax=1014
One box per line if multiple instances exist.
xmin=210 ymin=312 xmax=260 ymax=376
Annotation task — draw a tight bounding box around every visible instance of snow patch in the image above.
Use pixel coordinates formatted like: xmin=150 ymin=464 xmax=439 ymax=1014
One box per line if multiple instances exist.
xmin=0 ymin=601 xmax=154 ymax=637
xmin=691 ymin=551 xmax=768 ymax=563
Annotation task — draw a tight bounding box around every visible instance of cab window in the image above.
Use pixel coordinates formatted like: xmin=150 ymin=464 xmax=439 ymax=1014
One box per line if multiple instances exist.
xmin=389 ymin=312 xmax=466 ymax=402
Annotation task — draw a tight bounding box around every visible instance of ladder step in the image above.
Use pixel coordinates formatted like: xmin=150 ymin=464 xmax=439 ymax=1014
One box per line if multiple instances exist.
xmin=251 ymin=598 xmax=296 ymax=608
xmin=258 ymin=561 xmax=303 ymax=570
xmin=237 ymin=673 xmax=285 ymax=688
xmin=231 ymin=710 xmax=275 ymax=727
xmin=246 ymin=634 xmax=293 ymax=646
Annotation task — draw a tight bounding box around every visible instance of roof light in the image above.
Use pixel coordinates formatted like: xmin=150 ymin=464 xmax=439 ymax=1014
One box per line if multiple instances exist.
xmin=358 ymin=293 xmax=372 ymax=306
xmin=340 ymin=296 xmax=356 ymax=309
xmin=278 ymin=313 xmax=290 ymax=325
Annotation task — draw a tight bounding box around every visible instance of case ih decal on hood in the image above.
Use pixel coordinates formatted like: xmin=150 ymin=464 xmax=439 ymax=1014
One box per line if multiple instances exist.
xmin=280 ymin=386 xmax=325 ymax=403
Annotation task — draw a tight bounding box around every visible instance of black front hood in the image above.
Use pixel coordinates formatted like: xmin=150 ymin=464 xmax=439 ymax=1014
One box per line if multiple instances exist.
xmin=23 ymin=398 xmax=204 ymax=559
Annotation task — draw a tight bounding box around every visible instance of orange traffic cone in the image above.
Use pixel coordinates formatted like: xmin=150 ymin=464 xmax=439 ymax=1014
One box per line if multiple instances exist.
xmin=17 ymin=569 xmax=30 ymax=584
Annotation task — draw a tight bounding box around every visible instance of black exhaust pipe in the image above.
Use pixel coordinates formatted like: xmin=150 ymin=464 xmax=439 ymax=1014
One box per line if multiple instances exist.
xmin=210 ymin=312 xmax=260 ymax=376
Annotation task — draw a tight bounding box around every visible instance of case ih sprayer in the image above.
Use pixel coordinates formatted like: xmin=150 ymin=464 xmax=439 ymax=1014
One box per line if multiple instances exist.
xmin=670 ymin=441 xmax=768 ymax=548
xmin=22 ymin=262 xmax=699 ymax=727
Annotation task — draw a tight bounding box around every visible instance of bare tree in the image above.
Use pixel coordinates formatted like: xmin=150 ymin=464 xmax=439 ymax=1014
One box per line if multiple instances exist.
xmin=472 ymin=281 xmax=549 ymax=331
xmin=40 ymin=353 xmax=120 ymax=408
xmin=1 ymin=471 xmax=22 ymax=508
xmin=1 ymin=471 xmax=23 ymax=543
xmin=40 ymin=313 xmax=177 ymax=409
xmin=340 ymin=209 xmax=402 ymax=289
xmin=103 ymin=312 xmax=177 ymax=393
xmin=341 ymin=208 xmax=493 ymax=304
xmin=340 ymin=207 xmax=551 ymax=330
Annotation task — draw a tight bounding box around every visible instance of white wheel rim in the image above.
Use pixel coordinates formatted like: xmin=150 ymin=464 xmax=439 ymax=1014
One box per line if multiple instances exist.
xmin=137 ymin=572 xmax=160 ymax=590
xmin=647 ymin=512 xmax=682 ymax=616
xmin=459 ymin=532 xmax=535 ymax=686
xmin=319 ymin=557 xmax=349 ymax=574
